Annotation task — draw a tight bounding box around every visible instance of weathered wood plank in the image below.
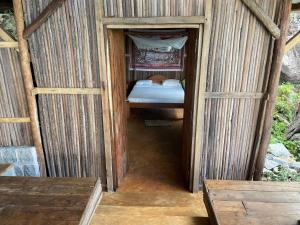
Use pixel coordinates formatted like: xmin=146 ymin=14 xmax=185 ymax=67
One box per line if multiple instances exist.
xmin=102 ymin=16 xmax=206 ymax=25
xmin=0 ymin=41 xmax=19 ymax=48
xmin=204 ymin=180 xmax=300 ymax=225
xmin=0 ymin=117 xmax=31 ymax=123
xmin=285 ymin=30 xmax=300 ymax=53
xmin=0 ymin=177 xmax=101 ymax=225
xmin=31 ymin=88 xmax=102 ymax=96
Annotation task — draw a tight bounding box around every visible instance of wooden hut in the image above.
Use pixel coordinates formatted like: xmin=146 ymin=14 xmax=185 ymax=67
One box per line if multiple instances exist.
xmin=0 ymin=0 xmax=292 ymax=192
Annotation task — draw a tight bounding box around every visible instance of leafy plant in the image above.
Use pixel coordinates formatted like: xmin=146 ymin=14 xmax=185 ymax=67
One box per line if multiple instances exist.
xmin=0 ymin=10 xmax=16 ymax=39
xmin=263 ymin=166 xmax=300 ymax=182
xmin=271 ymin=83 xmax=300 ymax=160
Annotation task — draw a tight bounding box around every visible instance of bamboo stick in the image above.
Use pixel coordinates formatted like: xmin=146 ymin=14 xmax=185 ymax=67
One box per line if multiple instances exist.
xmin=31 ymin=88 xmax=102 ymax=95
xmin=13 ymin=0 xmax=47 ymax=176
xmin=0 ymin=117 xmax=31 ymax=123
xmin=0 ymin=42 xmax=19 ymax=48
xmin=254 ymin=0 xmax=292 ymax=180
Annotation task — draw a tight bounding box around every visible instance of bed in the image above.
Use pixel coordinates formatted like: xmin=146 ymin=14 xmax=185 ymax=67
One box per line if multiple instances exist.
xmin=127 ymin=75 xmax=185 ymax=108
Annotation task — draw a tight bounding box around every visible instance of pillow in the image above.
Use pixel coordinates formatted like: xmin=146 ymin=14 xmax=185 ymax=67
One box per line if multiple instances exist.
xmin=162 ymin=79 xmax=181 ymax=87
xmin=136 ymin=80 xmax=153 ymax=86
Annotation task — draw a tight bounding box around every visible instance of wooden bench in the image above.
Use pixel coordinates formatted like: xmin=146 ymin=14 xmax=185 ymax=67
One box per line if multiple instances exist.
xmin=203 ymin=180 xmax=300 ymax=225
xmin=0 ymin=176 xmax=102 ymax=225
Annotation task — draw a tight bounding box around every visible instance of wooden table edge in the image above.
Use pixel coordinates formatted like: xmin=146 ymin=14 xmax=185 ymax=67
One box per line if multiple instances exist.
xmin=79 ymin=178 xmax=103 ymax=225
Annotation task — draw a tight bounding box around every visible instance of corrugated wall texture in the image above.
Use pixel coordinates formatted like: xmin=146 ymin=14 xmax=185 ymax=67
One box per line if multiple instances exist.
xmin=0 ymin=45 xmax=32 ymax=146
xmin=22 ymin=0 xmax=107 ymax=184
xmin=103 ymin=0 xmax=204 ymax=17
xmin=199 ymin=0 xmax=282 ymax=183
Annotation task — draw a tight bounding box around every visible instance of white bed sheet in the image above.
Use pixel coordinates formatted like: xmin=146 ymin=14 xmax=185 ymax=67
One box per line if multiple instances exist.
xmin=128 ymin=83 xmax=184 ymax=103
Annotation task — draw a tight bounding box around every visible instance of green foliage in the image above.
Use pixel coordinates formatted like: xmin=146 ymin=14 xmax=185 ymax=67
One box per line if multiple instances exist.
xmin=0 ymin=10 xmax=16 ymax=39
xmin=271 ymin=83 xmax=300 ymax=160
xmin=263 ymin=166 xmax=300 ymax=182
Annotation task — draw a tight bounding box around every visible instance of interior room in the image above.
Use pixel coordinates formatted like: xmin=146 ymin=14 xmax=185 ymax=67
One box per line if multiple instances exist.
xmin=108 ymin=28 xmax=200 ymax=192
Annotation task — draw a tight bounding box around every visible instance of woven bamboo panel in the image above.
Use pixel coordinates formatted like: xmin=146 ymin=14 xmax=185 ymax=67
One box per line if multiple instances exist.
xmin=22 ymin=0 xmax=107 ymax=184
xmin=0 ymin=45 xmax=32 ymax=146
xmin=103 ymin=0 xmax=205 ymax=17
xmin=199 ymin=0 xmax=281 ymax=182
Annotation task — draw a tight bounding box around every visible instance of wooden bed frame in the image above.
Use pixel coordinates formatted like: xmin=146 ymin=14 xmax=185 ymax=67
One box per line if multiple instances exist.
xmin=127 ymin=75 xmax=184 ymax=109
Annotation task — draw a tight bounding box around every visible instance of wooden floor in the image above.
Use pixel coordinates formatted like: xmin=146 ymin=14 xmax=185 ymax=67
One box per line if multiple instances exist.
xmin=119 ymin=108 xmax=186 ymax=192
xmin=91 ymin=109 xmax=209 ymax=225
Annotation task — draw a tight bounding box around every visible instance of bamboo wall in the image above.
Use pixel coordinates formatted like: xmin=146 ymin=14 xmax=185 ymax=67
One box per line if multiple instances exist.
xmin=22 ymin=0 xmax=107 ymax=184
xmin=0 ymin=44 xmax=32 ymax=146
xmin=200 ymin=0 xmax=281 ymax=182
xmin=15 ymin=0 xmax=284 ymax=189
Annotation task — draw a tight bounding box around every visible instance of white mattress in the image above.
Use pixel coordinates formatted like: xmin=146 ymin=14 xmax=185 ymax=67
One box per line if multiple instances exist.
xmin=128 ymin=83 xmax=184 ymax=103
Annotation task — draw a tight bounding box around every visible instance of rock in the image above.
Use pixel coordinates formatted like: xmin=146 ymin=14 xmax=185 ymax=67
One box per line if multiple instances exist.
xmin=266 ymin=153 xmax=274 ymax=160
xmin=264 ymin=158 xmax=279 ymax=170
xmin=289 ymin=161 xmax=300 ymax=171
xmin=268 ymin=143 xmax=292 ymax=158
xmin=281 ymin=12 xmax=300 ymax=84
xmin=272 ymin=157 xmax=290 ymax=168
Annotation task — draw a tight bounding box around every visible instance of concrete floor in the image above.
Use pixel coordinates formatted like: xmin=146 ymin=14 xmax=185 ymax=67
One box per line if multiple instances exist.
xmin=118 ymin=108 xmax=186 ymax=192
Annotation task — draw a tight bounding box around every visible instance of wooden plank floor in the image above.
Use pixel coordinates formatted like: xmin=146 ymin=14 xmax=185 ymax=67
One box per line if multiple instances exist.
xmin=0 ymin=176 xmax=102 ymax=225
xmin=204 ymin=180 xmax=300 ymax=225
xmin=91 ymin=191 xmax=209 ymax=225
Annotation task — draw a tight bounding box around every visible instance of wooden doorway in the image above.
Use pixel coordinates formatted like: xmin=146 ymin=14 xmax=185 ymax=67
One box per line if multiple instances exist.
xmin=105 ymin=26 xmax=204 ymax=192
xmin=96 ymin=4 xmax=212 ymax=192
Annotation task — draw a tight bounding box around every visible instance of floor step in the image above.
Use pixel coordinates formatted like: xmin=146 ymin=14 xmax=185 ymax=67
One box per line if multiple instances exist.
xmin=100 ymin=192 xmax=205 ymax=208
xmin=90 ymin=191 xmax=209 ymax=225
xmin=96 ymin=205 xmax=206 ymax=217
xmin=91 ymin=215 xmax=210 ymax=225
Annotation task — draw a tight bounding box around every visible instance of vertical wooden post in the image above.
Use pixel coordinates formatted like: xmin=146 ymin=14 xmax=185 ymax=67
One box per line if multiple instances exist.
xmin=95 ymin=0 xmax=114 ymax=191
xmin=13 ymin=0 xmax=47 ymax=176
xmin=191 ymin=0 xmax=212 ymax=192
xmin=254 ymin=0 xmax=292 ymax=180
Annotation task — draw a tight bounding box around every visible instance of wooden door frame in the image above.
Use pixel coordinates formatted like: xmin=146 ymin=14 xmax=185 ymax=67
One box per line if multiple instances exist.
xmin=95 ymin=0 xmax=212 ymax=192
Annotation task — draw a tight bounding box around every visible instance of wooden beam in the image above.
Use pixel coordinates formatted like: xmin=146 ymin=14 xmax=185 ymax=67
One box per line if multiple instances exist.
xmin=106 ymin=24 xmax=200 ymax=29
xmin=0 ymin=26 xmax=19 ymax=52
xmin=13 ymin=0 xmax=47 ymax=177
xmin=241 ymin=0 xmax=281 ymax=39
xmin=192 ymin=0 xmax=213 ymax=192
xmin=285 ymin=30 xmax=300 ymax=53
xmin=0 ymin=41 xmax=19 ymax=48
xmin=23 ymin=0 xmax=66 ymax=39
xmin=102 ymin=16 xmax=206 ymax=25
xmin=31 ymin=88 xmax=102 ymax=95
xmin=95 ymin=0 xmax=114 ymax=192
xmin=0 ymin=117 xmax=31 ymax=123
xmin=254 ymin=0 xmax=292 ymax=180
xmin=203 ymin=92 xmax=265 ymax=99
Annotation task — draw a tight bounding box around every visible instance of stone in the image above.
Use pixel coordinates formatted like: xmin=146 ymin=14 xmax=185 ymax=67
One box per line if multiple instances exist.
xmin=289 ymin=161 xmax=300 ymax=171
xmin=272 ymin=157 xmax=289 ymax=168
xmin=264 ymin=158 xmax=279 ymax=170
xmin=16 ymin=147 xmax=37 ymax=164
xmin=23 ymin=164 xmax=39 ymax=177
xmin=0 ymin=148 xmax=18 ymax=163
xmin=268 ymin=143 xmax=292 ymax=158
xmin=266 ymin=153 xmax=274 ymax=160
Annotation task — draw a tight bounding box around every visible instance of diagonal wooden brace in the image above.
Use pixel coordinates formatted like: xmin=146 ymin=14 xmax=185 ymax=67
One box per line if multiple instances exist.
xmin=23 ymin=0 xmax=66 ymax=39
xmin=241 ymin=0 xmax=281 ymax=39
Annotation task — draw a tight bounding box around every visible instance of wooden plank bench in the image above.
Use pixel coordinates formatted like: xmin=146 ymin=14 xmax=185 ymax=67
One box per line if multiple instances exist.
xmin=203 ymin=180 xmax=300 ymax=225
xmin=0 ymin=176 xmax=102 ymax=225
